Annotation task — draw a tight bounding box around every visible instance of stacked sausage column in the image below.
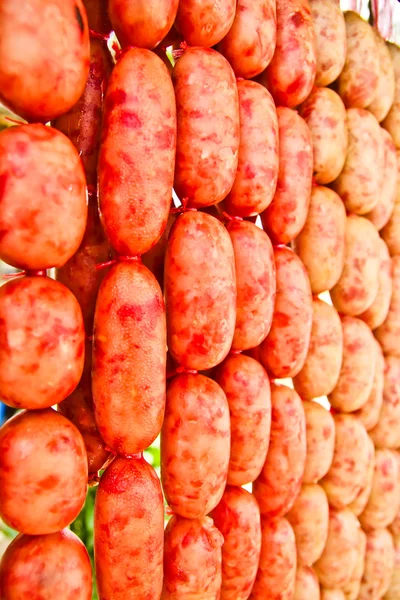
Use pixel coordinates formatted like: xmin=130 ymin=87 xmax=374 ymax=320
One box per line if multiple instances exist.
xmin=0 ymin=1 xmax=96 ymax=597
xmin=1 ymin=0 xmax=400 ymax=599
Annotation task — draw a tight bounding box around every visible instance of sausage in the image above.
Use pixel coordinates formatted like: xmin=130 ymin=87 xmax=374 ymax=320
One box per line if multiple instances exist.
xmin=302 ymin=401 xmax=335 ymax=484
xmin=83 ymin=0 xmax=112 ymax=33
xmin=53 ymin=39 xmax=113 ymax=191
xmin=258 ymin=247 xmax=312 ymax=379
xmin=214 ymin=354 xmax=271 ymax=486
xmin=375 ymin=257 xmax=400 ymax=356
xmin=165 ymin=211 xmax=236 ymax=370
xmin=354 ymin=341 xmax=385 ymax=432
xmin=368 ymin=32 xmax=396 ymax=122
xmin=332 ymin=109 xmax=384 ymax=215
xmin=359 ymin=529 xmax=395 ymax=600
xmin=0 ymin=124 xmax=87 ymax=270
xmin=92 ymin=261 xmax=166 ymax=455
xmin=94 ymin=456 xmax=164 ymax=600
xmin=348 ymin=434 xmax=375 ymax=517
xmin=342 ymin=528 xmax=367 ymax=600
xmin=173 ymin=47 xmax=239 ymax=208
xmin=338 ymin=12 xmax=379 ymax=108
xmin=381 ymin=152 xmax=400 ymax=255
xmin=293 ymin=186 xmax=346 ymax=294
xmin=359 ymin=449 xmax=400 ymax=531
xmin=249 ymin=516 xmax=296 ymax=600
xmin=253 ymin=384 xmax=306 ymax=517
xmin=385 ymin=536 xmax=400 ymax=600
xmin=365 ymin=130 xmax=397 ymax=230
xmin=330 ymin=216 xmax=380 ymax=316
xmin=0 ymin=0 xmax=89 ymax=122
xmin=298 ymin=88 xmax=348 ymax=184
xmin=0 ymin=409 xmax=87 ymax=535
xmin=263 ymin=0 xmax=316 ymax=107
xmin=0 ymin=276 xmax=84 ymax=410
xmin=293 ymin=299 xmax=343 ymax=400
xmin=0 ymin=529 xmax=92 ymax=600
xmin=58 ymin=360 xmax=110 ymax=475
xmin=309 ymin=0 xmax=346 ymax=86
xmin=370 ymin=356 xmax=400 ymax=449
xmin=161 ymin=374 xmax=230 ymax=518
xmin=99 ymin=48 xmax=176 ymax=256
xmin=329 ymin=317 xmax=376 ymax=413
xmin=294 ymin=567 xmax=320 ymax=600
xmin=261 ymin=108 xmax=313 ymax=244
xmin=314 ymin=508 xmax=360 ymax=589
xmin=108 ymin=0 xmax=179 ymax=49
xmin=224 ymin=81 xmax=279 ymax=217
xmin=360 ymin=238 xmax=392 ymax=330
xmin=175 ymin=0 xmax=236 ymax=47
xmin=383 ymin=43 xmax=400 ymax=148
xmin=227 ymin=221 xmax=275 ymax=351
xmin=321 ymin=414 xmax=370 ymax=509
xmin=286 ymin=484 xmax=329 ymax=566
xmin=162 ymin=515 xmax=223 ymax=599
xmin=217 ymin=0 xmax=276 ymax=79
xmin=211 ymin=487 xmax=261 ymax=600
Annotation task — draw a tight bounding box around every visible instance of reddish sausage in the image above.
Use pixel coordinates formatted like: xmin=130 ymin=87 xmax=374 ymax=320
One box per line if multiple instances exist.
xmin=329 ymin=317 xmax=376 ymax=413
xmin=370 ymin=356 xmax=400 ymax=449
xmin=161 ymin=374 xmax=230 ymax=518
xmin=108 ymin=0 xmax=179 ymax=49
xmin=375 ymin=256 xmax=400 ymax=356
xmin=175 ymin=0 xmax=236 ymax=47
xmin=0 ymin=276 xmax=84 ymax=410
xmin=302 ymin=401 xmax=335 ymax=484
xmin=321 ymin=414 xmax=370 ymax=509
xmin=0 ymin=0 xmax=90 ymax=122
xmin=365 ymin=129 xmax=397 ymax=231
xmin=0 ymin=409 xmax=87 ymax=535
xmin=359 ymin=529 xmax=395 ymax=600
xmin=261 ymin=107 xmax=313 ymax=245
xmin=293 ymin=186 xmax=346 ymax=295
xmin=0 ymin=529 xmax=92 ymax=600
xmin=314 ymin=508 xmax=360 ymax=589
xmin=330 ymin=215 xmax=380 ymax=316
xmin=253 ymin=384 xmax=306 ymax=517
xmin=286 ymin=484 xmax=329 ymax=566
xmin=215 ymin=354 xmax=271 ymax=486
xmin=368 ymin=31 xmax=395 ymax=122
xmin=99 ymin=48 xmax=176 ymax=256
xmin=263 ymin=0 xmax=316 ymax=108
xmin=92 ymin=261 xmax=166 ymax=455
xmin=354 ymin=340 xmax=385 ymax=432
xmin=299 ymin=88 xmax=348 ymax=184
xmin=224 ymin=81 xmax=279 ymax=217
xmin=162 ymin=515 xmax=223 ymax=599
xmin=338 ymin=12 xmax=379 ymax=108
xmin=94 ymin=456 xmax=164 ymax=600
xmin=0 ymin=124 xmax=87 ymax=270
xmin=309 ymin=0 xmax=346 ymax=87
xmin=227 ymin=221 xmax=275 ymax=351
xmin=249 ymin=516 xmax=296 ymax=600
xmin=332 ymin=109 xmax=384 ymax=215
xmin=360 ymin=238 xmax=392 ymax=330
xmin=258 ymin=246 xmax=312 ymax=379
xmin=211 ymin=487 xmax=261 ymax=600
xmin=165 ymin=211 xmax=236 ymax=370
xmin=218 ymin=0 xmax=276 ymax=79
xmin=173 ymin=47 xmax=239 ymax=208
xmin=293 ymin=298 xmax=343 ymax=400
